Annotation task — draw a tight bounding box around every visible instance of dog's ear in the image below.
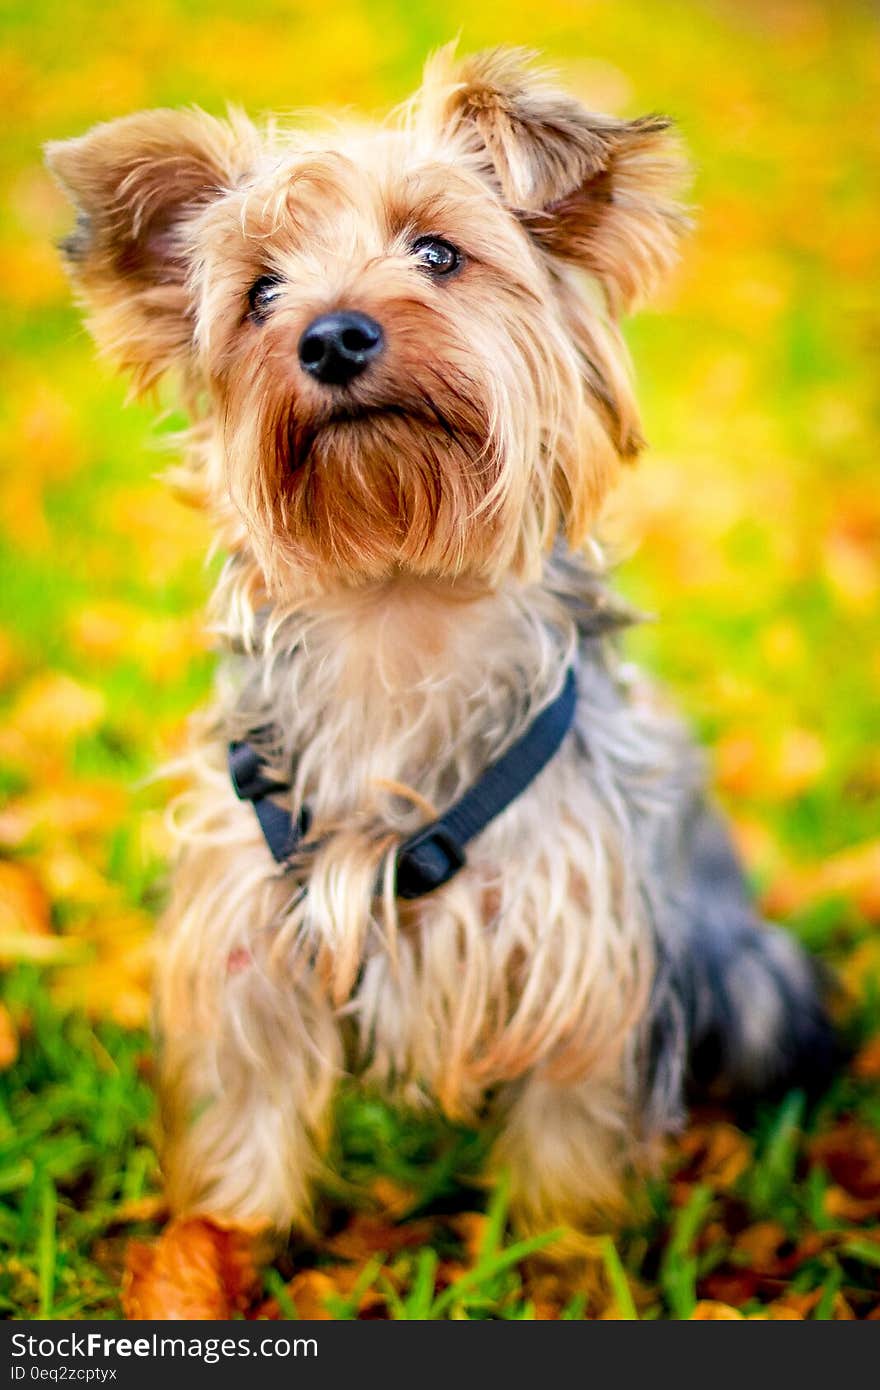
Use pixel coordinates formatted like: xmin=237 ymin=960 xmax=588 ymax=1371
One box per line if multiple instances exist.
xmin=46 ymin=109 xmax=258 ymax=389
xmin=420 ymin=46 xmax=689 ymax=314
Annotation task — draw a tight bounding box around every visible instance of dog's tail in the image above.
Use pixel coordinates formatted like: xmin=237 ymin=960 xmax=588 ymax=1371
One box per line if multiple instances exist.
xmin=686 ymin=915 xmax=834 ymax=1100
xmin=645 ymin=806 xmax=835 ymax=1125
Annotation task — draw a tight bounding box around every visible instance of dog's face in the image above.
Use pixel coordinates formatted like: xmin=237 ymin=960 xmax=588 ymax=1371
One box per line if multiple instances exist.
xmin=47 ymin=48 xmax=687 ymax=594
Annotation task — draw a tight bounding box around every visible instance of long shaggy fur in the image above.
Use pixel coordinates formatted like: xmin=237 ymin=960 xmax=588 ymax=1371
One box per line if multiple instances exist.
xmin=48 ymin=47 xmax=831 ymax=1261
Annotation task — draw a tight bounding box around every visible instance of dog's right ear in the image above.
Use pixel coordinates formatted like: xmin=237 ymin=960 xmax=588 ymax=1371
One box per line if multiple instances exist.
xmin=46 ymin=109 xmax=258 ymax=389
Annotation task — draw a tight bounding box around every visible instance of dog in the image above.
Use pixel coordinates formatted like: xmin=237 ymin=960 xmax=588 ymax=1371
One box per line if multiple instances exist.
xmin=47 ymin=46 xmax=832 ymax=1318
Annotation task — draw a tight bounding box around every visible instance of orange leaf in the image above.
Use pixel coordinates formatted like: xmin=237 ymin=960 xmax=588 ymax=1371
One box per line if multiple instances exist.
xmin=691 ymin=1300 xmax=744 ymax=1319
xmin=448 ymin=1212 xmax=488 ymax=1264
xmin=0 ymin=1003 xmax=19 ymax=1069
xmin=674 ymin=1122 xmax=753 ymax=1191
xmin=758 ymin=1304 xmax=804 ymax=1320
xmin=773 ymin=1289 xmax=822 ymax=1318
xmin=123 ymin=1220 xmax=258 ymax=1320
xmin=852 ymin=1034 xmax=880 ymax=1081
xmin=325 ymin=1212 xmax=433 ymax=1262
xmin=766 ymin=840 xmax=880 ymax=922
xmin=733 ymin=1221 xmax=789 ymax=1272
xmin=284 ymin=1270 xmax=338 ymax=1320
xmin=810 ymin=1122 xmax=880 ymax=1201
xmin=0 ymin=860 xmax=51 ymax=935
xmin=823 ymin=1186 xmax=880 ymax=1224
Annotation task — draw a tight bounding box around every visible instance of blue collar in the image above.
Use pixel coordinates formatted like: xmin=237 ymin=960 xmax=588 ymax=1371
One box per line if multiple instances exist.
xmin=229 ymin=665 xmax=577 ymax=900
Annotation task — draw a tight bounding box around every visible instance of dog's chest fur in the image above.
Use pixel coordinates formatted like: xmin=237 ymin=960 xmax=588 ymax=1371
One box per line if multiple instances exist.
xmin=211 ymin=562 xmax=695 ymax=1118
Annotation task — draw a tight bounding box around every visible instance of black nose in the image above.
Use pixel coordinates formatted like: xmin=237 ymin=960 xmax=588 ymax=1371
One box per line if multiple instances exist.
xmin=297 ymin=310 xmax=384 ymax=386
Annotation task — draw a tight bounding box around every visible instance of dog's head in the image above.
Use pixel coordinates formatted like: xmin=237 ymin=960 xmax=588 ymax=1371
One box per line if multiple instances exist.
xmin=47 ymin=47 xmax=688 ymax=594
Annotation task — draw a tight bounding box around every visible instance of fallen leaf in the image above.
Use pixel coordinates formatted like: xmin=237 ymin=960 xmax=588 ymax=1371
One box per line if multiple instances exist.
xmin=767 ymin=840 xmax=880 ymax=922
xmin=852 ymin=1034 xmax=880 ymax=1081
xmin=51 ymin=914 xmax=153 ymax=1026
xmin=448 ymin=1212 xmax=487 ymax=1264
xmin=123 ymin=1220 xmax=258 ymax=1320
xmin=325 ymin=1212 xmax=433 ymax=1262
xmin=35 ymin=845 xmax=115 ymax=906
xmin=823 ymin=1187 xmax=880 ymax=1224
xmin=68 ymin=603 xmax=207 ymax=679
xmin=774 ymin=1289 xmax=823 ymax=1318
xmin=368 ymin=1176 xmax=417 ymax=1219
xmin=775 ymin=728 xmax=827 ymax=797
xmin=691 ymin=1300 xmax=743 ymax=1319
xmin=760 ymin=1303 xmax=804 ymax=1320
xmin=0 ymin=780 xmax=126 ymax=848
xmin=0 ymin=627 xmax=24 ymax=691
xmin=0 ymin=933 xmax=88 ymax=966
xmin=810 ymin=1122 xmax=880 ymax=1201
xmin=282 ymin=1270 xmax=337 ymax=1320
xmin=823 ymin=530 xmax=878 ymax=610
xmin=700 ymin=1269 xmax=759 ymax=1305
xmin=0 ymin=859 xmax=51 ymax=934
xmin=8 ymin=671 xmax=105 ymax=745
xmin=0 ymin=1004 xmax=19 ymax=1069
xmin=733 ymin=1221 xmax=789 ymax=1271
xmin=715 ymin=727 xmax=826 ymax=800
xmin=673 ymin=1122 xmax=753 ymax=1191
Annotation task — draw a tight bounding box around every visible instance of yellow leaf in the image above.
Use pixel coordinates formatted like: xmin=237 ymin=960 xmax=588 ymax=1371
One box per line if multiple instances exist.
xmin=67 ymin=603 xmax=206 ymax=679
xmin=36 ymin=845 xmax=115 ymax=907
xmin=0 ymin=780 xmax=125 ymax=848
xmin=824 ymin=531 xmax=878 ymax=611
xmin=8 ymin=672 xmax=105 ymax=745
xmin=0 ymin=933 xmax=89 ymax=965
xmin=775 ymin=728 xmax=826 ymax=797
xmin=51 ymin=912 xmax=153 ymax=1026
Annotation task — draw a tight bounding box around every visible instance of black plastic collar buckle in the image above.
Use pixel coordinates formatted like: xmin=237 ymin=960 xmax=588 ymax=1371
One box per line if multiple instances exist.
xmin=228 ymin=741 xmax=286 ymax=803
xmin=394 ymin=823 xmax=467 ymax=900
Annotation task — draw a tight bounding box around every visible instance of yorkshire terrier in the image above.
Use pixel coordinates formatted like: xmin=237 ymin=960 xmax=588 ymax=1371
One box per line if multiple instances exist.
xmin=48 ymin=46 xmax=831 ymax=1319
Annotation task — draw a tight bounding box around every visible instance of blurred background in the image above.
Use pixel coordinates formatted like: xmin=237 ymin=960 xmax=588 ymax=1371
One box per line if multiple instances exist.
xmin=0 ymin=0 xmax=878 ymax=1320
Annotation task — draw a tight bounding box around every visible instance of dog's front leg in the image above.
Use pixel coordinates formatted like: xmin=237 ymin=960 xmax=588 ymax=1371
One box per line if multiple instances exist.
xmin=124 ymin=968 xmax=341 ymax=1318
xmin=493 ymin=1067 xmax=637 ymax=1238
xmin=123 ymin=843 xmax=343 ymax=1320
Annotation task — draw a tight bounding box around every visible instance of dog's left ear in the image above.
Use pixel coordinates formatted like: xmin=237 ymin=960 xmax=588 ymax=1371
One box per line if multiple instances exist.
xmin=46 ymin=109 xmax=259 ymax=389
xmin=420 ymin=46 xmax=689 ymax=314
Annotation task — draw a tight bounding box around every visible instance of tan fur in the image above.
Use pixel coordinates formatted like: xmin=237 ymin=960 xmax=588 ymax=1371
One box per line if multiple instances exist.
xmin=48 ymin=48 xmax=690 ymax=1255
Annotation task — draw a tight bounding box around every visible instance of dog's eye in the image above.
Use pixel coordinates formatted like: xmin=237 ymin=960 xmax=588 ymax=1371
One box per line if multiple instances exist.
xmin=411 ymin=236 xmax=461 ymax=277
xmin=248 ymin=275 xmax=284 ymax=321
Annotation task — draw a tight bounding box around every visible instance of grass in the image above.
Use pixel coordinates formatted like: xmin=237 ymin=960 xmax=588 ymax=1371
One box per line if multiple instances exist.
xmin=1 ymin=0 xmax=878 ymax=1321
xmin=3 ymin=965 xmax=880 ymax=1319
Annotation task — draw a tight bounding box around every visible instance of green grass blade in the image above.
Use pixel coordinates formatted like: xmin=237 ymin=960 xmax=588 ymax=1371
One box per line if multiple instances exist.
xmin=431 ymin=1228 xmax=561 ymax=1317
xmin=813 ymin=1266 xmax=843 ymax=1320
xmin=262 ymin=1267 xmax=298 ymax=1319
xmin=659 ymin=1184 xmax=713 ymax=1319
xmin=37 ymin=1178 xmax=57 ymax=1320
xmin=600 ymin=1236 xmax=639 ymax=1320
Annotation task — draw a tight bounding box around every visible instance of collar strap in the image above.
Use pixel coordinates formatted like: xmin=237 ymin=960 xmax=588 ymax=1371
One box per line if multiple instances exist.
xmin=229 ymin=665 xmax=577 ymax=901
